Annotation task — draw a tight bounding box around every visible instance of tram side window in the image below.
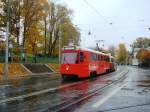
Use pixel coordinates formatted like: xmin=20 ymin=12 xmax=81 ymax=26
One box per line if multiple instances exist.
xmin=98 ymin=55 xmax=101 ymax=61
xmin=104 ymin=56 xmax=106 ymax=61
xmin=80 ymin=52 xmax=84 ymax=62
xmin=108 ymin=57 xmax=110 ymax=62
xmin=101 ymin=55 xmax=103 ymax=61
xmin=106 ymin=57 xmax=108 ymax=62
xmin=104 ymin=56 xmax=108 ymax=62
xmin=102 ymin=56 xmax=105 ymax=61
xmin=106 ymin=56 xmax=110 ymax=62
xmin=103 ymin=56 xmax=105 ymax=61
xmin=91 ymin=53 xmax=97 ymax=61
xmin=111 ymin=58 xmax=114 ymax=62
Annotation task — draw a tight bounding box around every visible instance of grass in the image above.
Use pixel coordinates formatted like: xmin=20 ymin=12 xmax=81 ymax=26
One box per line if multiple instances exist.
xmin=0 ymin=63 xmax=30 ymax=79
xmin=0 ymin=63 xmax=60 ymax=76
xmin=0 ymin=63 xmax=60 ymax=85
xmin=48 ymin=63 xmax=60 ymax=72
xmin=0 ymin=63 xmax=29 ymax=85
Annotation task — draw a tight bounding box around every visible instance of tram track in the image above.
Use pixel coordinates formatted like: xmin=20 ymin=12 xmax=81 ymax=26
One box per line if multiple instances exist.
xmin=46 ymin=68 xmax=129 ymax=112
xmin=0 ymin=67 xmax=124 ymax=104
xmin=0 ymin=67 xmax=128 ymax=112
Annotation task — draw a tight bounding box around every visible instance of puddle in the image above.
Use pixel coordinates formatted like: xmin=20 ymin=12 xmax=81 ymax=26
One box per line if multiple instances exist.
xmin=137 ymin=80 xmax=150 ymax=87
xmin=138 ymin=84 xmax=150 ymax=87
xmin=139 ymin=80 xmax=150 ymax=83
xmin=121 ymin=87 xmax=134 ymax=91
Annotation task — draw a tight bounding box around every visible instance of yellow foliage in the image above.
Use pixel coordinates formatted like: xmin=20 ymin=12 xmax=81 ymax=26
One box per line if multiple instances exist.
xmin=0 ymin=63 xmax=30 ymax=85
xmin=117 ymin=43 xmax=128 ymax=62
xmin=0 ymin=64 xmax=29 ymax=76
xmin=48 ymin=63 xmax=60 ymax=72
xmin=25 ymin=24 xmax=44 ymax=54
xmin=0 ymin=41 xmax=5 ymax=50
xmin=137 ymin=49 xmax=150 ymax=63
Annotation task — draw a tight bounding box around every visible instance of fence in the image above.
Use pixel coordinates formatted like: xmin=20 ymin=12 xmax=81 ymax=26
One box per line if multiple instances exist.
xmin=0 ymin=53 xmax=59 ymax=64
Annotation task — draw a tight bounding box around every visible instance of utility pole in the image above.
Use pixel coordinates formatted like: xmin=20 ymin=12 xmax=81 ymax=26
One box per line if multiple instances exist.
xmin=4 ymin=0 xmax=10 ymax=85
xmin=16 ymin=0 xmax=20 ymax=46
xmin=95 ymin=40 xmax=104 ymax=51
xmin=58 ymin=19 xmax=65 ymax=65
xmin=59 ymin=27 xmax=62 ymax=64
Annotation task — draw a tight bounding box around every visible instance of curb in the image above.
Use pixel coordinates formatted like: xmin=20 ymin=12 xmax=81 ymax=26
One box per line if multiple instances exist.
xmin=20 ymin=64 xmax=32 ymax=73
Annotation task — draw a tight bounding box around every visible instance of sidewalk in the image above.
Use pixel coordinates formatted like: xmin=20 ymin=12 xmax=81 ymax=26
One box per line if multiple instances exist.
xmin=0 ymin=71 xmax=60 ymax=84
xmin=0 ymin=72 xmax=61 ymax=101
xmin=0 ymin=63 xmax=60 ymax=84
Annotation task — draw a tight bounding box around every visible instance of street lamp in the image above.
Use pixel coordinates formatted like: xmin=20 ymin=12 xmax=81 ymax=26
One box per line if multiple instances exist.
xmin=58 ymin=20 xmax=63 ymax=65
xmin=4 ymin=0 xmax=10 ymax=85
xmin=16 ymin=21 xmax=20 ymax=45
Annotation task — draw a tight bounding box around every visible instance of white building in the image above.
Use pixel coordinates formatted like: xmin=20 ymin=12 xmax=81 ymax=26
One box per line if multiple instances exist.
xmin=132 ymin=48 xmax=141 ymax=66
xmin=147 ymin=47 xmax=150 ymax=51
xmin=132 ymin=47 xmax=150 ymax=66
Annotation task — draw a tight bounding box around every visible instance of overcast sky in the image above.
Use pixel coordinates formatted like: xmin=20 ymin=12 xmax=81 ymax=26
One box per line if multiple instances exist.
xmin=58 ymin=0 xmax=150 ymax=49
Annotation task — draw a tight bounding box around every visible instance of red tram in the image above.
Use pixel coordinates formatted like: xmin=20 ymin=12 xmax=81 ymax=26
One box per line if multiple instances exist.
xmin=60 ymin=46 xmax=116 ymax=78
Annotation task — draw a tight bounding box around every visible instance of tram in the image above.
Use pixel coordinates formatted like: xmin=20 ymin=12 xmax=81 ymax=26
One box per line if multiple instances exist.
xmin=60 ymin=45 xmax=116 ymax=78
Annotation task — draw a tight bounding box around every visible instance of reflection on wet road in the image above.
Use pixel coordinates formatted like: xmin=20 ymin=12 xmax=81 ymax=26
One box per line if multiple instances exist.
xmin=67 ymin=67 xmax=150 ymax=112
xmin=0 ymin=66 xmax=123 ymax=101
xmin=1 ymin=66 xmax=149 ymax=112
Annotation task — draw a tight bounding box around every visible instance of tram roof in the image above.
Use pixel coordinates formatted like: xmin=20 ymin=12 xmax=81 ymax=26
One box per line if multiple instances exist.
xmin=63 ymin=46 xmax=112 ymax=56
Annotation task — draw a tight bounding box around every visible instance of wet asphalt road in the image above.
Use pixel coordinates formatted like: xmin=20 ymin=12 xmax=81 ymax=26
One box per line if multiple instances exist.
xmin=0 ymin=66 xmax=149 ymax=112
xmin=65 ymin=66 xmax=150 ymax=112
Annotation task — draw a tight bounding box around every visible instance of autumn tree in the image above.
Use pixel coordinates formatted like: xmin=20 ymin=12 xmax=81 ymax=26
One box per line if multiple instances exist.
xmin=46 ymin=2 xmax=80 ymax=56
xmin=0 ymin=0 xmax=80 ymax=57
xmin=116 ymin=43 xmax=128 ymax=63
xmin=0 ymin=0 xmax=21 ymax=44
xmin=42 ymin=2 xmax=49 ymax=55
xmin=0 ymin=0 xmax=5 ymax=28
xmin=10 ymin=0 xmax=21 ymax=45
xmin=25 ymin=23 xmax=44 ymax=55
xmin=0 ymin=41 xmax=5 ymax=52
xmin=133 ymin=37 xmax=150 ymax=48
xmin=137 ymin=49 xmax=150 ymax=66
xmin=21 ymin=0 xmax=47 ymax=48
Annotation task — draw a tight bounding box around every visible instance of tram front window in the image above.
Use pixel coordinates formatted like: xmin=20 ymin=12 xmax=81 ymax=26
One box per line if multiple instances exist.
xmin=62 ymin=52 xmax=78 ymax=64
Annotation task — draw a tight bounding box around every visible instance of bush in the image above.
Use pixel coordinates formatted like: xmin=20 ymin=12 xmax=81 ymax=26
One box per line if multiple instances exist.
xmin=137 ymin=49 xmax=150 ymax=67
xmin=13 ymin=48 xmax=20 ymax=55
xmin=13 ymin=55 xmax=21 ymax=62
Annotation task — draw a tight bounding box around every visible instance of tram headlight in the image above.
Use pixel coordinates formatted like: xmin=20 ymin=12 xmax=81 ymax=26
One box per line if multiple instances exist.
xmin=66 ymin=65 xmax=69 ymax=70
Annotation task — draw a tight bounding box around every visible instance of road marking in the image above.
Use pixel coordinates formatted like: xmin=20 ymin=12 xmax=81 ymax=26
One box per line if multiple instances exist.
xmin=92 ymin=83 xmax=126 ymax=108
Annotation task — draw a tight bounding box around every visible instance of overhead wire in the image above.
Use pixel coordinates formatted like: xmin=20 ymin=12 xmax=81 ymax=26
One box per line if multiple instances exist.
xmin=82 ymin=0 xmax=126 ymax=45
xmin=83 ymin=0 xmax=112 ymax=25
xmin=63 ymin=0 xmax=119 ymax=47
xmin=82 ymin=0 xmax=118 ymax=48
